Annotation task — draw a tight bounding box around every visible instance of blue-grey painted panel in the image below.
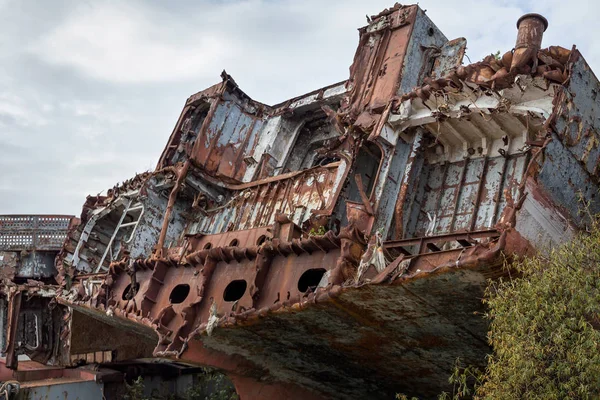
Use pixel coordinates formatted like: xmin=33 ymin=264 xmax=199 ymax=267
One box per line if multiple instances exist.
xmin=22 ymin=380 xmax=104 ymax=400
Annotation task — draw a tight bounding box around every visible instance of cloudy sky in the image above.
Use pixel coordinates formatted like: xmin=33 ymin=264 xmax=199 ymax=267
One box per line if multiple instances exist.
xmin=0 ymin=0 xmax=597 ymax=215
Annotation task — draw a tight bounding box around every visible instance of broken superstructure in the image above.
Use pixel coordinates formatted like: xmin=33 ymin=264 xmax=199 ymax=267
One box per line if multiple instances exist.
xmin=1 ymin=4 xmax=599 ymax=399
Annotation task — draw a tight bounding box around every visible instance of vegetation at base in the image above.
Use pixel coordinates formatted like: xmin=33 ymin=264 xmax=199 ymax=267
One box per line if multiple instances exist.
xmin=184 ymin=370 xmax=239 ymax=400
xmin=479 ymin=223 xmax=600 ymax=399
xmin=399 ymin=216 xmax=600 ymax=399
xmin=124 ymin=376 xmax=146 ymax=400
xmin=308 ymin=225 xmax=327 ymax=236
xmin=123 ymin=368 xmax=239 ymax=400
xmin=396 ymin=360 xmax=484 ymax=400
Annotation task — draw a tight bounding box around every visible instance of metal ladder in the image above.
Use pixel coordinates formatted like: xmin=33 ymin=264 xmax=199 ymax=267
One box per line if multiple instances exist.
xmin=95 ymin=198 xmax=144 ymax=272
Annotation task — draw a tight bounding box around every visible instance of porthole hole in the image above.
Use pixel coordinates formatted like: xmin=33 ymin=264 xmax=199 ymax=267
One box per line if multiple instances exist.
xmin=298 ymin=269 xmax=327 ymax=293
xmin=169 ymin=284 xmax=190 ymax=304
xmin=122 ymin=282 xmax=140 ymax=301
xmin=229 ymin=239 xmax=239 ymax=247
xmin=203 ymin=242 xmax=212 ymax=250
xmin=256 ymin=235 xmax=267 ymax=246
xmin=223 ymin=280 xmax=247 ymax=302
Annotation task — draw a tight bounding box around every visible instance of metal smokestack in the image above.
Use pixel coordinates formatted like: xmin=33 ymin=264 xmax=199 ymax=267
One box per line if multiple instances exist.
xmin=511 ymin=13 xmax=548 ymax=72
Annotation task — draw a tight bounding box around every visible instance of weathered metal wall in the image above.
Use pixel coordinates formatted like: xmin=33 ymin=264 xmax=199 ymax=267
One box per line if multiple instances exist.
xmin=405 ymin=154 xmax=528 ymax=238
xmin=257 ymin=82 xmax=346 ymax=182
xmin=431 ymin=38 xmax=467 ymax=79
xmin=17 ymin=252 xmax=57 ymax=279
xmin=345 ymin=5 xmax=416 ymax=118
xmin=192 ymin=90 xmax=266 ymax=182
xmin=157 ymin=82 xmax=222 ymax=169
xmin=68 ymin=199 xmax=136 ymax=273
xmin=536 ymin=51 xmax=600 ymax=226
xmin=129 ymin=178 xmax=188 ymax=259
xmin=66 ymin=176 xmax=190 ymax=272
xmin=398 ymin=7 xmax=448 ymax=95
xmin=193 ymin=162 xmax=346 ymax=234
xmin=18 ymin=380 xmax=105 ymax=400
xmin=368 ymin=136 xmax=413 ymax=237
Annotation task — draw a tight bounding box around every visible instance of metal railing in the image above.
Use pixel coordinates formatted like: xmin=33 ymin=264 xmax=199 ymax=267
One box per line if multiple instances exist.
xmin=0 ymin=215 xmax=74 ymax=251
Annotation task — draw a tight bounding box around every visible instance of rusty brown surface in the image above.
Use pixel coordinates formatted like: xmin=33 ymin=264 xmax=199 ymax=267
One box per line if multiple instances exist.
xmin=0 ymin=252 xmax=18 ymax=280
xmin=512 ymin=13 xmax=548 ymax=72
xmin=345 ymin=5 xmax=416 ymax=118
xmin=4 ymin=289 xmax=22 ymax=369
xmin=394 ymin=43 xmax=571 ymax=107
xmin=69 ymin=310 xmax=156 ymax=363
xmin=155 ymin=161 xmax=190 ymax=257
xmin=194 ymin=161 xmax=348 ymax=234
xmin=157 ymin=81 xmax=224 ymax=170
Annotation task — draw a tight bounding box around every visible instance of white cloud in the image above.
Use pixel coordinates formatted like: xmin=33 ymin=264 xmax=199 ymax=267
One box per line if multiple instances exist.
xmin=58 ymin=100 xmax=131 ymax=125
xmin=31 ymin=2 xmax=236 ymax=83
xmin=26 ymin=0 xmax=519 ymax=88
xmin=0 ymin=93 xmax=49 ymax=127
xmin=25 ymin=0 xmax=600 ymax=94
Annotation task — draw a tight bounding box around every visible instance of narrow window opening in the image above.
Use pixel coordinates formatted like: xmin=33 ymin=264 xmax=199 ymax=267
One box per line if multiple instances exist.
xmin=349 ymin=142 xmax=382 ymax=201
xmin=312 ymin=156 xmax=340 ymax=167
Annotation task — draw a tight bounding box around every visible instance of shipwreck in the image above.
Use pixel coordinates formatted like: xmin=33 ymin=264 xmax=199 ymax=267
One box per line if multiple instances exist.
xmin=1 ymin=3 xmax=599 ymax=399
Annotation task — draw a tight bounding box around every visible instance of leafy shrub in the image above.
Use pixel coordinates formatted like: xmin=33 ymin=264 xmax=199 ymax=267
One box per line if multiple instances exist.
xmin=479 ymin=227 xmax=600 ymax=399
xmin=123 ymin=369 xmax=238 ymax=400
xmin=399 ymin=220 xmax=600 ymax=399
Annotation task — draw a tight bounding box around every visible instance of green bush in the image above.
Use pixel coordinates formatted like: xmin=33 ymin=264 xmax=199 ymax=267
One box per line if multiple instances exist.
xmin=479 ymin=227 xmax=600 ymax=399
xmin=399 ymin=222 xmax=600 ymax=399
xmin=122 ymin=369 xmax=238 ymax=400
xmin=185 ymin=368 xmax=239 ymax=400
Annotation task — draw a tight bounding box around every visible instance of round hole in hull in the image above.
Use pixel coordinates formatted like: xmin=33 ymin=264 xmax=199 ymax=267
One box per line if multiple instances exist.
xmin=169 ymin=284 xmax=190 ymax=304
xmin=223 ymin=280 xmax=247 ymax=302
xmin=298 ymin=268 xmax=327 ymax=293
xmin=229 ymin=239 xmax=239 ymax=247
xmin=122 ymin=282 xmax=140 ymax=300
